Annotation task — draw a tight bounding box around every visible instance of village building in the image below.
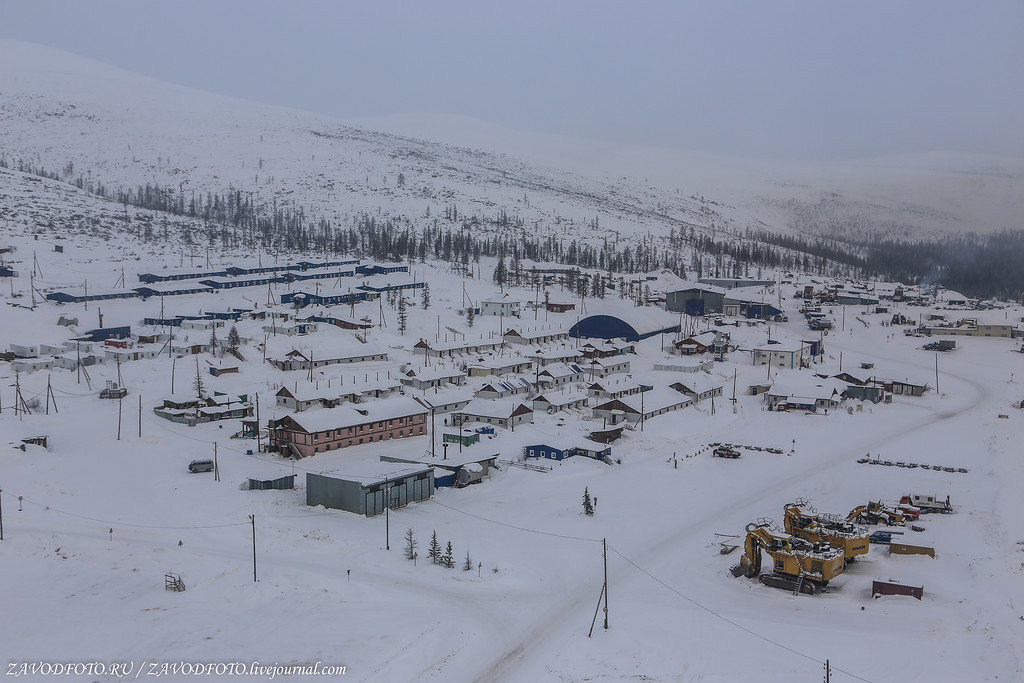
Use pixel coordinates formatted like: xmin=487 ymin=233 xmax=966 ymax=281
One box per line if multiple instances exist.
xmin=452 ymin=399 xmax=534 ymax=429
xmin=653 ymin=357 xmax=715 ymax=374
xmin=569 ymin=309 xmax=680 ymax=342
xmin=669 ymin=373 xmax=726 ymax=403
xmin=580 ymin=339 xmax=636 ymax=359
xmin=268 ymin=345 xmax=388 ymax=370
xmin=503 ymin=325 xmax=570 ymax=346
xmin=480 ymin=295 xmax=522 ymax=317
xmin=581 ymin=356 xmax=631 ymax=379
xmin=413 ymin=338 xmax=505 ymax=359
xmin=400 ymin=366 xmax=467 ymax=390
xmin=466 ymin=357 xmax=533 ymax=377
xmin=411 ymin=388 xmax=474 ymax=415
xmin=532 ymin=388 xmax=589 ymax=413
xmin=674 ymin=330 xmax=722 ymax=355
xmin=587 ymin=380 xmax=648 ymax=400
xmin=924 ymin=317 xmax=1015 ymax=338
xmin=268 ymin=397 xmax=428 ymax=458
xmin=524 ymin=347 xmax=581 ymax=367
xmin=752 ymin=340 xmax=809 ymax=369
xmin=537 ymin=362 xmax=585 ymax=387
xmin=475 ymin=378 xmax=533 ymax=399
xmin=764 ymin=377 xmax=844 ymax=412
xmin=524 ymin=439 xmax=612 ymax=461
xmin=306 ymin=465 xmax=433 ymax=516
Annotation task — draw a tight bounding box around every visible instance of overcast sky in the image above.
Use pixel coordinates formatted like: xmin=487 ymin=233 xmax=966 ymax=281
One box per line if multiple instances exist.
xmin=3 ymin=0 xmax=1022 ymax=160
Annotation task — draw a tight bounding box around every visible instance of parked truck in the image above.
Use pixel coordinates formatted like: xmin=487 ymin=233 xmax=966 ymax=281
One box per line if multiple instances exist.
xmin=900 ymin=494 xmax=952 ymax=513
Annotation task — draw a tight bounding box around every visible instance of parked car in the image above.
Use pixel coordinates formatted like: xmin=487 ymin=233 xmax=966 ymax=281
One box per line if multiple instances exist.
xmin=188 ymin=459 xmax=215 ymax=473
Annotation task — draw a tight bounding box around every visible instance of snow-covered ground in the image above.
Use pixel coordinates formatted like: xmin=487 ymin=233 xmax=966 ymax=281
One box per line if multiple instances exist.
xmin=1 ymin=227 xmax=1023 ymax=682
xmin=2 ymin=39 xmax=1024 ymax=683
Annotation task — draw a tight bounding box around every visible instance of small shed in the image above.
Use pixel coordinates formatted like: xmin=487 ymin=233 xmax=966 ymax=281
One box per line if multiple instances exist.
xmin=443 ymin=429 xmax=480 ymax=447
xmin=247 ymin=474 xmax=296 ymax=490
xmin=524 ymin=444 xmax=567 ymax=460
xmin=872 ymin=578 xmax=923 ymax=600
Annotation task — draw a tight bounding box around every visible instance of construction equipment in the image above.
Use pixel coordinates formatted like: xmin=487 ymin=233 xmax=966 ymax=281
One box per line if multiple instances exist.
xmin=736 ymin=519 xmax=845 ymax=595
xmin=713 ymin=446 xmax=741 ymax=458
xmin=783 ymin=500 xmax=869 ymax=562
xmin=848 ymin=500 xmax=907 ymax=526
xmin=900 ymin=494 xmax=953 ymax=514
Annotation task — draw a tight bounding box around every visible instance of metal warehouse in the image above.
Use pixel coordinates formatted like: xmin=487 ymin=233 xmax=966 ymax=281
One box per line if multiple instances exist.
xmin=569 ymin=309 xmax=679 ymax=342
xmin=306 ymin=465 xmax=434 ymax=516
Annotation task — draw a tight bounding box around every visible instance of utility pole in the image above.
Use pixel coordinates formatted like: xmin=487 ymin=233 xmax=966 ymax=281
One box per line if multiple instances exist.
xmin=430 ymin=408 xmax=436 ymax=457
xmin=214 ymin=442 xmax=220 ymax=482
xmin=250 ymin=514 xmax=257 ymax=582
xmin=603 ymin=538 xmax=609 ymax=630
xmin=0 ymin=488 xmax=4 ymax=540
xmin=935 ymin=353 xmax=939 ymax=393
xmin=824 ymin=659 xmax=830 ymax=683
xmin=384 ymin=476 xmax=390 ymax=550
xmin=117 ymin=397 xmax=122 ymax=440
xmin=45 ymin=375 xmax=58 ymax=415
xmin=255 ymin=393 xmax=262 ymax=452
xmin=138 ymin=395 xmax=142 ymax=437
xmin=640 ymin=391 xmax=645 ymax=431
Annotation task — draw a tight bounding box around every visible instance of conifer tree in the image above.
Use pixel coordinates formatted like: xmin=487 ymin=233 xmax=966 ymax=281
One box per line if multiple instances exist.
xmin=583 ymin=487 xmax=594 ymax=516
xmin=443 ymin=541 xmax=455 ymax=569
xmin=428 ymin=531 xmax=442 ymax=564
xmin=463 ymin=549 xmax=473 ymax=571
xmin=397 ymin=296 xmax=408 ymax=335
xmin=421 ymin=282 xmax=430 ymax=309
xmin=404 ymin=528 xmax=418 ymax=561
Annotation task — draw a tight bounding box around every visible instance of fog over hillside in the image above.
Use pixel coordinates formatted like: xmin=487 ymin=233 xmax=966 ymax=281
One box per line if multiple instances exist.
xmin=1 ymin=39 xmax=1021 ymax=252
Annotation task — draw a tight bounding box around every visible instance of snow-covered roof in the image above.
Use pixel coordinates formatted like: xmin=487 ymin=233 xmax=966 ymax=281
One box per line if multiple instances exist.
xmin=284 ymin=397 xmax=426 ymax=433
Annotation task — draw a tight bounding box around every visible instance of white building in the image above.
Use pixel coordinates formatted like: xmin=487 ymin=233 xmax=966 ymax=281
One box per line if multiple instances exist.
xmin=752 ymin=341 xmax=808 ymax=369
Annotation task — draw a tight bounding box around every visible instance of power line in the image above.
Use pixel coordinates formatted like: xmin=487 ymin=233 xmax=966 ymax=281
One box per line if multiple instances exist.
xmin=428 ymin=498 xmax=603 ymax=543
xmin=606 ymin=544 xmax=873 ymax=683
xmin=0 ymin=490 xmax=247 ymax=530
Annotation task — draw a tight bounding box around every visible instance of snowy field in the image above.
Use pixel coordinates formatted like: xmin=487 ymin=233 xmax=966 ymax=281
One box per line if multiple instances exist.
xmin=0 ymin=38 xmax=1023 ymax=683
xmin=1 ymin=230 xmax=1022 ymax=683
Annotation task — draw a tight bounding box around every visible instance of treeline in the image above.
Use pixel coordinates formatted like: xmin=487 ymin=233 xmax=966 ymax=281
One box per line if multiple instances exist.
xmin=3 ymin=153 xmax=927 ymax=288
xmin=863 ymin=231 xmax=1024 ymax=301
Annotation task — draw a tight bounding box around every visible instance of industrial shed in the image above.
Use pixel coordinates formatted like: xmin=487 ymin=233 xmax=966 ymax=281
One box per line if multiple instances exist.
xmin=569 ymin=309 xmax=679 ymax=342
xmin=306 ymin=466 xmax=434 ymax=516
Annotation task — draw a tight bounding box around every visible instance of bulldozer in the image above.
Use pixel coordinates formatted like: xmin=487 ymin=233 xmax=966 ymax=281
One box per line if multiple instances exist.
xmin=783 ymin=500 xmax=869 ymax=562
xmin=736 ymin=519 xmax=846 ymax=595
xmin=847 ymin=500 xmax=906 ymax=526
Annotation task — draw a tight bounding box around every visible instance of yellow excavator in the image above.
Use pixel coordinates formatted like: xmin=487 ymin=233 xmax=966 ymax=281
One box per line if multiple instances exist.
xmin=847 ymin=500 xmax=906 ymax=526
xmin=784 ymin=500 xmax=869 ymax=562
xmin=735 ymin=518 xmax=846 ymax=595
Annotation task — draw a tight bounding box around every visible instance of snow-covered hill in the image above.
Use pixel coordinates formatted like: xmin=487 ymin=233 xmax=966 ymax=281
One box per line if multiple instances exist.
xmin=2 ymin=39 xmax=1022 ymax=255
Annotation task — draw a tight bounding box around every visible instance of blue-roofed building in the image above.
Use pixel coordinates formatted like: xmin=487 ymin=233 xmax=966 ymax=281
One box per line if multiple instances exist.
xmin=144 ymin=317 xmax=184 ymax=327
xmin=524 ymin=444 xmax=568 ymax=460
xmin=356 ymin=263 xmax=410 ymax=276
xmin=569 ymin=309 xmax=679 ymax=342
xmin=133 ymin=283 xmax=214 ymax=298
xmin=81 ymin=326 xmax=132 ymax=342
xmin=137 ymin=269 xmax=227 ymax=284
xmin=356 ymin=280 xmax=424 ymax=294
xmin=46 ymin=290 xmax=141 ymax=304
xmin=280 ymin=291 xmax=371 ymax=308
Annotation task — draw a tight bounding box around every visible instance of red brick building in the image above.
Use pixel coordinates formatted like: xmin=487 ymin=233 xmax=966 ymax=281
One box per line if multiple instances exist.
xmin=269 ymin=397 xmax=427 ymax=458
